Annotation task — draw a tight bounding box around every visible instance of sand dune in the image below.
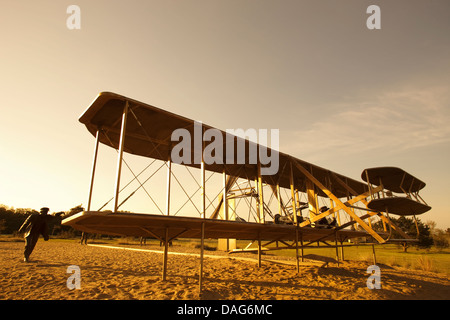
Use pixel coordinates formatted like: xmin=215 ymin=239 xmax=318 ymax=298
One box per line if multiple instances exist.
xmin=0 ymin=240 xmax=448 ymax=300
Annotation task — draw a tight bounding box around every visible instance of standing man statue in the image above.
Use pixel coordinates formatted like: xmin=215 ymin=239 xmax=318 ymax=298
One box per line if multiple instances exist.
xmin=18 ymin=207 xmax=51 ymax=262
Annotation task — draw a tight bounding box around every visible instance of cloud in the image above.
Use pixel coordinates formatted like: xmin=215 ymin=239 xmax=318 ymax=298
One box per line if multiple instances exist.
xmin=284 ymin=85 xmax=450 ymax=162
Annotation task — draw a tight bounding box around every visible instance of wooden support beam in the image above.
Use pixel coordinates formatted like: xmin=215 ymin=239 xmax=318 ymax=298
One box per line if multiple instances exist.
xmin=299 ymin=186 xmax=382 ymax=228
xmin=335 ymin=232 xmax=340 ymax=266
xmin=113 ymin=102 xmax=129 ymax=213
xmin=201 ymin=166 xmax=205 ymax=218
xmin=372 ymin=244 xmax=377 ymax=265
xmin=87 ymin=129 xmax=101 ymax=211
xmin=290 ymin=161 xmax=298 ymax=224
xmin=306 ymin=179 xmax=317 ymax=219
xmin=166 ymin=159 xmax=172 ymax=216
xmin=330 ymin=198 xmax=340 ymax=226
xmin=292 ymin=159 xmax=386 ymax=243
xmin=257 ymin=162 xmax=265 ymax=224
xmin=223 ymin=169 xmax=228 ymax=220
xmin=209 ymin=174 xmax=238 ymax=220
xmin=257 ymin=235 xmax=262 ymax=268
xmin=138 ymin=227 xmax=163 ymax=242
xmin=295 ymin=227 xmax=300 ymax=272
xmin=199 ymin=222 xmax=205 ymax=294
xmin=277 ymin=183 xmax=282 ymax=216
xmin=332 ymin=172 xmax=412 ymax=240
xmin=300 ymin=233 xmax=304 ymax=262
xmin=168 ymin=229 xmax=189 ymax=243
xmin=199 ymin=124 xmax=206 ymax=295
xmin=162 ymin=227 xmax=169 ymax=281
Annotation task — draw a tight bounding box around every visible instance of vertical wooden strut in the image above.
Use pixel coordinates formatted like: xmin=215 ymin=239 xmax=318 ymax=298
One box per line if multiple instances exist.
xmin=300 ymin=233 xmax=304 ymax=262
xmin=166 ymin=152 xmax=172 ymax=216
xmin=113 ymin=101 xmax=129 ymax=213
xmin=223 ymin=169 xmax=228 ymax=220
xmin=199 ymin=222 xmax=205 ymax=293
xmin=87 ymin=129 xmax=101 ymax=211
xmin=200 ymin=126 xmax=206 ymax=220
xmin=162 ymin=147 xmax=172 ymax=282
xmin=276 ymin=183 xmax=282 ymax=216
xmin=335 ymin=232 xmax=340 ymax=266
xmin=372 ymin=244 xmax=377 ymax=265
xmin=163 ymin=227 xmax=169 ymax=281
xmin=257 ymin=162 xmax=265 ymax=224
xmin=290 ymin=160 xmax=300 ymax=272
xmin=199 ymin=124 xmax=206 ymax=295
xmin=295 ymin=226 xmax=300 ymax=273
xmin=289 ymin=161 xmax=298 ymax=225
xmin=306 ymin=179 xmax=317 ymax=220
xmin=258 ymin=235 xmax=262 ymax=268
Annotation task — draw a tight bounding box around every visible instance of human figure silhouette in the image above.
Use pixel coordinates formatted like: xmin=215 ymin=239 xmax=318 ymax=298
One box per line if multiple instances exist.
xmin=80 ymin=232 xmax=89 ymax=245
xmin=18 ymin=207 xmax=51 ymax=262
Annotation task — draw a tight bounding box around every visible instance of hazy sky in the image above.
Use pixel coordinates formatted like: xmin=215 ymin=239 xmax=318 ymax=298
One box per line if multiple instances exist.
xmin=1 ymin=1 xmax=449 ymax=228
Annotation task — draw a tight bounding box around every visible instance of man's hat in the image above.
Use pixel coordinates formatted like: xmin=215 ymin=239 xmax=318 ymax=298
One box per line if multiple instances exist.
xmin=40 ymin=207 xmax=50 ymax=213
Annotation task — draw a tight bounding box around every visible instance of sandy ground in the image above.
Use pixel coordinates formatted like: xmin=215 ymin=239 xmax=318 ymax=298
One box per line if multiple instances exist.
xmin=0 ymin=240 xmax=449 ymax=300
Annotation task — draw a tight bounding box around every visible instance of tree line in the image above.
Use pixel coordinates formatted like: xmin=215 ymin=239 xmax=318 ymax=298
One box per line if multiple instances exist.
xmin=371 ymin=216 xmax=449 ymax=251
xmin=0 ymin=204 xmax=84 ymax=237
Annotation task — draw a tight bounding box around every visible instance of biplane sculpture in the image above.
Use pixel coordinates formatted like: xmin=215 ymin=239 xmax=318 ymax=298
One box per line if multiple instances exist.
xmin=62 ymin=92 xmax=431 ymax=290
